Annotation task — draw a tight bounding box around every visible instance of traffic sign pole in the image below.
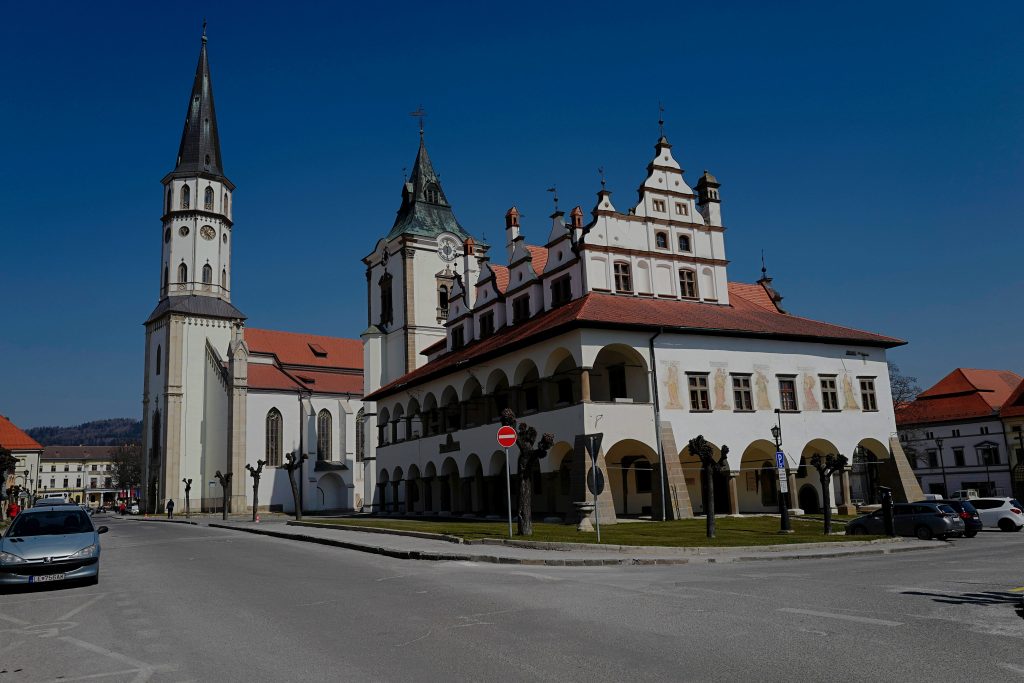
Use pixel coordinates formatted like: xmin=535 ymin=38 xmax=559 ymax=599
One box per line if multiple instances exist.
xmin=504 ymin=447 xmax=513 ymax=539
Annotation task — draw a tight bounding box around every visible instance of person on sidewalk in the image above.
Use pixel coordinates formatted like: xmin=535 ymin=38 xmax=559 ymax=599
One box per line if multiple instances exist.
xmin=7 ymin=501 xmax=20 ymax=520
xmin=166 ymin=498 xmax=175 ymax=519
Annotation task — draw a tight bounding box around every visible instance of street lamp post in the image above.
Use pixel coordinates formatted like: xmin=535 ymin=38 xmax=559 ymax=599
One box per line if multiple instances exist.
xmin=771 ymin=410 xmax=792 ymax=533
xmin=935 ymin=437 xmax=948 ymax=497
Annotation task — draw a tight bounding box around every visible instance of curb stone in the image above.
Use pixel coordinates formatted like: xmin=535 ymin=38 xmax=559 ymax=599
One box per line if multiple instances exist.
xmin=207 ymin=522 xmax=949 ymax=567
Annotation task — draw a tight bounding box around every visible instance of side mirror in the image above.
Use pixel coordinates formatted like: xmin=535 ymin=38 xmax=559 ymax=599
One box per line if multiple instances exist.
xmin=97 ymin=526 xmax=109 ymax=534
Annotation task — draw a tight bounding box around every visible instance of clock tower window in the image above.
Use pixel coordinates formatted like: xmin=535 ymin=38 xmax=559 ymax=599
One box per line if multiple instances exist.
xmin=204 ymin=186 xmax=214 ymax=210
xmin=379 ymin=273 xmax=393 ymax=326
xmin=178 ymin=263 xmax=188 ymax=286
xmin=180 ymin=185 xmax=190 ymax=210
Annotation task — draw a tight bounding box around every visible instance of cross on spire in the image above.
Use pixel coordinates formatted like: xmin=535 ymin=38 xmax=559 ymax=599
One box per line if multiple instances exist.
xmin=410 ymin=105 xmax=426 ymax=138
xmin=598 ymin=166 xmax=606 ymax=189
xmin=658 ymin=101 xmax=665 ymax=138
xmin=202 ymin=18 xmax=207 ymax=44
xmin=546 ymin=185 xmax=559 ymax=212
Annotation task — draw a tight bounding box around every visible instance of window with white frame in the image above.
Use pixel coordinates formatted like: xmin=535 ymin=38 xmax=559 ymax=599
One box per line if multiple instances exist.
xmin=820 ymin=376 xmax=839 ymax=411
xmin=679 ymin=269 xmax=697 ymax=299
xmin=732 ymin=375 xmax=753 ymax=411
xmin=859 ymin=377 xmax=878 ymax=411
xmin=652 ymin=199 xmax=666 ymax=212
xmin=778 ymin=377 xmax=798 ymax=411
xmin=678 ymin=234 xmax=691 ymax=252
xmin=613 ymin=262 xmax=632 ymax=293
xmin=655 ymin=232 xmax=668 ymax=249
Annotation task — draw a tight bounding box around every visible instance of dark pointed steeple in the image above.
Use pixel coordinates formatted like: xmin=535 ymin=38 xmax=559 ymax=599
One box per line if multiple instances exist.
xmin=387 ymin=136 xmax=470 ymax=240
xmin=171 ymin=24 xmax=228 ymax=182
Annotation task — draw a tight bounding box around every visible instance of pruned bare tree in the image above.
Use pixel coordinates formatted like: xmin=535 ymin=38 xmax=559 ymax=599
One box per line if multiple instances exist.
xmin=688 ymin=435 xmax=729 ymax=539
xmin=214 ymin=470 xmax=232 ymax=521
xmin=282 ymin=453 xmax=308 ymax=521
xmin=245 ymin=459 xmax=266 ymax=522
xmin=809 ymin=453 xmax=848 ymax=534
xmin=500 ymin=409 xmax=554 ymax=537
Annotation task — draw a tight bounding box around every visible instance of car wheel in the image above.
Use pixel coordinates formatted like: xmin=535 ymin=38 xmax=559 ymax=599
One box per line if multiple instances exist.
xmin=999 ymin=518 xmax=1017 ymax=532
xmin=915 ymin=525 xmax=933 ymax=541
xmin=964 ymin=530 xmax=978 ymax=538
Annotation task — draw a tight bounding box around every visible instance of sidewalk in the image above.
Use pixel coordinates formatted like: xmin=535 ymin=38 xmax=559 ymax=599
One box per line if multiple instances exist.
xmin=187 ymin=519 xmax=949 ymax=567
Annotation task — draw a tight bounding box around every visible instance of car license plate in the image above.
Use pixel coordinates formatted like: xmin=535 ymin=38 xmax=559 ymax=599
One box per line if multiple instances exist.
xmin=29 ymin=573 xmax=66 ymax=583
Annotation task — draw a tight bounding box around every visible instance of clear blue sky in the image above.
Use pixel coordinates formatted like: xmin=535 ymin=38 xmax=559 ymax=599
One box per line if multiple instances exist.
xmin=2 ymin=1 xmax=1022 ymax=428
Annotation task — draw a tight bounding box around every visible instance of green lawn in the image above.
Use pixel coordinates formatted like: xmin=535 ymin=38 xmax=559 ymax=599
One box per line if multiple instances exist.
xmin=305 ymin=516 xmax=882 ymax=547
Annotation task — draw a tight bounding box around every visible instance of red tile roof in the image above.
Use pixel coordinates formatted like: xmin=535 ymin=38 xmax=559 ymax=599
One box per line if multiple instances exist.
xmin=896 ymin=368 xmax=1024 ymax=425
xmin=490 ymin=265 xmax=510 ymax=294
xmin=728 ymin=282 xmax=780 ymax=313
xmin=0 ymin=415 xmax=42 ymax=451
xmin=1001 ymin=379 xmax=1024 ymax=418
xmin=366 ymin=286 xmax=903 ymax=401
xmin=247 ymin=363 xmax=362 ymax=395
xmin=526 ymin=245 xmax=549 ymax=275
xmin=245 ymin=328 xmax=362 ymax=370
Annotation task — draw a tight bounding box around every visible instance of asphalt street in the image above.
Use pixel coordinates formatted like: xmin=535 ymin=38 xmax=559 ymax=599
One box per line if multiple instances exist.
xmin=1 ymin=516 xmax=1022 ymax=682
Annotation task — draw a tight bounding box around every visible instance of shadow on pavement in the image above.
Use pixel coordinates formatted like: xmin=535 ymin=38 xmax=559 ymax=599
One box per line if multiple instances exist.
xmin=902 ymin=589 xmax=1024 ymax=619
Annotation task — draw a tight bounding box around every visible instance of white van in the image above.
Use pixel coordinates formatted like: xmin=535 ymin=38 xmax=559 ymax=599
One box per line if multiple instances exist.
xmin=37 ymin=492 xmax=70 ymax=504
xmin=950 ymin=489 xmax=979 ymax=501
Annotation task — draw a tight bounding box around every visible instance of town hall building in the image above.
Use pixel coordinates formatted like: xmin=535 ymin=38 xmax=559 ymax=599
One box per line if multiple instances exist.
xmin=142 ymin=29 xmax=922 ymax=520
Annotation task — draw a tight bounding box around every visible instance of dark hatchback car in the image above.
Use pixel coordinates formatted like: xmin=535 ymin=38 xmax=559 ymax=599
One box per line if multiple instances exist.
xmin=929 ymin=499 xmax=982 ymax=538
xmin=846 ymin=502 xmax=965 ymax=540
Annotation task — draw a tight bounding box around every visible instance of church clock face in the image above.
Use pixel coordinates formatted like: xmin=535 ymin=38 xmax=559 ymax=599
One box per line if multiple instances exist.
xmin=437 ymin=235 xmax=460 ymax=263
xmin=200 ymin=225 xmax=216 ymax=240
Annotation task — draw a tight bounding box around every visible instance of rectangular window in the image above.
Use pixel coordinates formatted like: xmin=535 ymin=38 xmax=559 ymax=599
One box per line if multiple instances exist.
xmin=76 ymin=478 xmax=81 ymax=488
xmin=679 ymin=269 xmax=697 ymax=299
xmin=91 ymin=464 xmax=97 ymax=471
xmin=951 ymin=428 xmax=961 ymax=437
xmin=678 ymin=234 xmax=691 ymax=252
xmin=925 ymin=431 xmax=934 ymax=440
xmin=551 ymin=275 xmax=572 ymax=307
xmin=732 ymin=375 xmax=753 ymax=411
xmin=105 ymin=477 xmax=112 ymax=487
xmin=980 ymin=426 xmax=989 ymax=435
xmin=778 ymin=377 xmax=798 ymax=411
xmin=953 ymin=447 xmax=965 ymax=467
xmin=688 ymin=374 xmax=711 ymax=411
xmin=90 ymin=478 xmax=97 ymax=488
xmin=64 ymin=465 xmax=69 ymax=472
xmin=512 ymin=295 xmax=531 ymax=324
xmin=63 ymin=478 xmax=68 ymax=488
xmin=820 ymin=376 xmax=840 ymax=411
xmin=614 ymin=262 xmax=632 ymax=293
xmin=675 ymin=202 xmax=688 ymax=216
xmin=978 ymin=445 xmax=1000 ymax=466
xmin=478 ymin=311 xmax=495 ymax=339
xmin=859 ymin=378 xmax=878 ymax=411
xmin=652 ymin=199 xmax=666 ymax=212
xmin=451 ymin=326 xmax=465 ymax=350
xmin=926 ymin=449 xmax=938 ymax=468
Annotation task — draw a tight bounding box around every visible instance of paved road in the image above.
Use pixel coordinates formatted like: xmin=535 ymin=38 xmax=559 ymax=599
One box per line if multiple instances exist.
xmin=1 ymin=517 xmax=1022 ymax=682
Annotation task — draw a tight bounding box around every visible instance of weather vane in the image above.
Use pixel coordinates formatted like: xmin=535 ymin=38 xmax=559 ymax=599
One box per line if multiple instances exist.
xmin=761 ymin=249 xmax=767 ymax=277
xmin=598 ymin=166 xmax=606 ymax=189
xmin=658 ymin=101 xmax=665 ymax=137
xmin=410 ymin=105 xmax=426 ymax=137
xmin=202 ymin=18 xmax=208 ymax=43
xmin=546 ymin=185 xmax=559 ymax=212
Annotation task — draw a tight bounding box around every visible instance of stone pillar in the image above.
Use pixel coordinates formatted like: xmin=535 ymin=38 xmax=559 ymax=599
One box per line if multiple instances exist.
xmin=787 ymin=471 xmax=800 ymax=513
xmin=727 ymin=472 xmax=740 ymax=515
xmin=888 ymin=437 xmax=926 ymax=503
xmin=570 ymin=434 xmax=617 ymax=525
xmin=837 ymin=466 xmax=856 ymax=514
xmin=391 ymin=481 xmax=401 ymax=513
xmin=651 ymin=422 xmax=693 ymax=519
xmin=580 ymin=369 xmax=591 ymax=402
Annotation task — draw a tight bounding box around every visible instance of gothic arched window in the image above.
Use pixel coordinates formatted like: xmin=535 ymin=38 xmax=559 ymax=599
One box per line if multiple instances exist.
xmin=180 ymin=185 xmax=190 ymax=210
xmin=202 ymin=264 xmax=213 ymax=287
xmin=265 ymin=409 xmax=283 ymax=467
xmin=224 ymin=192 xmax=229 ymax=214
xmin=204 ymin=187 xmax=214 ymax=211
xmin=178 ymin=263 xmax=188 ymax=284
xmin=355 ymin=408 xmax=365 ymax=463
xmin=678 ymin=234 xmax=691 ymax=252
xmin=379 ymin=273 xmax=393 ymax=326
xmin=155 ymin=345 xmax=161 ymax=376
xmin=317 ymin=410 xmax=332 ymax=461
xmin=221 ymin=268 xmax=227 ymax=291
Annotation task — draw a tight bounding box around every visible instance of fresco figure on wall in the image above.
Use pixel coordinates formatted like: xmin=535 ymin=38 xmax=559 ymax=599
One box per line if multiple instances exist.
xmin=663 ymin=362 xmax=683 ymax=409
xmin=802 ymin=374 xmax=820 ymax=411
xmin=714 ymin=368 xmax=729 ymax=410
xmin=754 ymin=370 xmax=771 ymax=410
xmin=842 ymin=374 xmax=859 ymax=410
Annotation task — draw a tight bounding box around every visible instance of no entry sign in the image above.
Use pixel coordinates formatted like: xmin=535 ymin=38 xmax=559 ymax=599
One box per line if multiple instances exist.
xmin=497 ymin=425 xmax=517 ymax=448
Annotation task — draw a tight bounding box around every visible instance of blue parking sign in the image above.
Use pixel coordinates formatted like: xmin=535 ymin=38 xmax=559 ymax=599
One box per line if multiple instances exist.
xmin=775 ymin=451 xmax=785 ymax=469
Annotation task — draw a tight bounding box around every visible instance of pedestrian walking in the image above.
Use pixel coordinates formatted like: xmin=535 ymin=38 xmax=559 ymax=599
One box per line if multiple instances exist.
xmin=166 ymin=498 xmax=175 ymax=519
xmin=7 ymin=501 xmax=20 ymax=520
xmin=118 ymin=501 xmax=126 ymax=515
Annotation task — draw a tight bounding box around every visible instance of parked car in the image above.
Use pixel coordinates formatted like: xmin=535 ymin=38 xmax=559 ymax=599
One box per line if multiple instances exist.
xmin=0 ymin=503 xmax=108 ymax=587
xmin=969 ymin=497 xmax=1024 ymax=532
xmin=928 ymin=499 xmax=982 ymax=538
xmin=846 ymin=502 xmax=965 ymax=540
xmin=129 ymin=503 xmax=140 ymax=515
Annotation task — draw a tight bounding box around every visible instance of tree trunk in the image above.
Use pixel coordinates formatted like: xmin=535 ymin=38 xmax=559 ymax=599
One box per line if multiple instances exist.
xmin=703 ymin=465 xmax=716 ymax=539
xmin=288 ymin=471 xmax=302 ymax=521
xmin=518 ymin=460 xmax=533 ymax=536
xmin=251 ymin=481 xmax=259 ymax=522
xmin=820 ymin=473 xmax=832 ymax=535
xmin=221 ymin=487 xmax=228 ymax=521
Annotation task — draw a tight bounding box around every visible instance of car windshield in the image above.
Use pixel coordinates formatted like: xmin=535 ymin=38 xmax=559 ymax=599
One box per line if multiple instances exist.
xmin=8 ymin=510 xmax=94 ymax=537
xmin=937 ymin=504 xmax=956 ymax=514
xmin=1012 ymin=500 xmax=1023 ymax=509
xmin=958 ymin=501 xmax=977 ymax=513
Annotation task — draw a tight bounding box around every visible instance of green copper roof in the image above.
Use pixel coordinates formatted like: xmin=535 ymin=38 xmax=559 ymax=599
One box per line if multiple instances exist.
xmin=386 ymin=138 xmax=472 ymax=241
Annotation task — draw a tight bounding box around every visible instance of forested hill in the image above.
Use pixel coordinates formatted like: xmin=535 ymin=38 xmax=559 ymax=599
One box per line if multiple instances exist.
xmin=26 ymin=418 xmax=142 ymax=446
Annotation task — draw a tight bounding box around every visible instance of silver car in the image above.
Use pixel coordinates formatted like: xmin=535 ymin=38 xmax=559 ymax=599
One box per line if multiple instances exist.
xmin=0 ymin=503 xmax=108 ymax=587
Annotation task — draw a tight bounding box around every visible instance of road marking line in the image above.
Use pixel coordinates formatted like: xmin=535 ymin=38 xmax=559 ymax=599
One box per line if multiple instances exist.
xmin=997 ymin=662 xmax=1024 ymax=676
xmin=57 ymin=593 xmax=107 ymax=622
xmin=49 ymin=668 xmax=147 ymax=682
xmin=777 ymin=608 xmax=902 ymax=627
xmin=0 ymin=612 xmax=31 ymax=626
xmin=1009 ymin=587 xmax=1024 ymax=593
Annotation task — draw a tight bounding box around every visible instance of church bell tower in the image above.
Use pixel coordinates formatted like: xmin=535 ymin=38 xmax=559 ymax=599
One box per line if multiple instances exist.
xmin=141 ymin=27 xmax=248 ymax=515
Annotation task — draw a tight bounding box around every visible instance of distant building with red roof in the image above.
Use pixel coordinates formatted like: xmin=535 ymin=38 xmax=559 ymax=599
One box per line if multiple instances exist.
xmin=0 ymin=414 xmax=42 ymax=507
xmin=897 ymin=369 xmax=1023 ymax=498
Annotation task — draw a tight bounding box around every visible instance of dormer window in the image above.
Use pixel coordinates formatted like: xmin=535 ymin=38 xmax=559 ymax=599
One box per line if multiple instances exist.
xmin=451 ymin=325 xmax=465 ymax=350
xmin=655 ymin=232 xmax=668 ymax=249
xmin=679 ymin=269 xmax=698 ymax=299
xmin=424 ymin=183 xmax=440 ymax=204
xmin=550 ymin=275 xmax=572 ymax=307
xmin=652 ymin=199 xmax=666 ymax=213
xmin=512 ymin=295 xmax=531 ymax=324
xmin=678 ymin=234 xmax=691 ymax=252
